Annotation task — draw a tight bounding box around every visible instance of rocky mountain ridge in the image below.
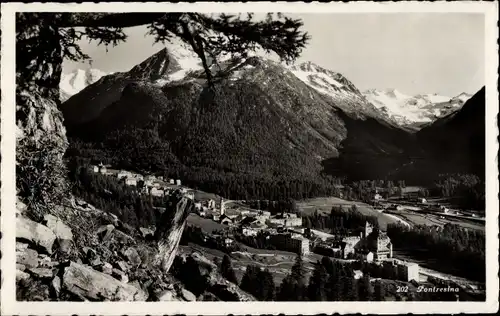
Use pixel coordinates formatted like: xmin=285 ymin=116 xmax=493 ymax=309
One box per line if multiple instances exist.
xmin=62 ymin=38 xmax=484 ymax=185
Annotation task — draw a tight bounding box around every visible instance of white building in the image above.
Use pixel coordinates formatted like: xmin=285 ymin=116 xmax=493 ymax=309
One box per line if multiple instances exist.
xmin=176 ymin=179 xmax=182 ymax=186
xmin=117 ymin=170 xmax=130 ymax=180
xmin=396 ymin=261 xmax=419 ymax=282
xmin=169 ymin=179 xmax=175 ymax=185
xmin=364 ymin=252 xmax=374 ymax=263
xmin=220 ymin=198 xmax=226 ymax=215
xmin=207 ymin=199 xmax=216 ymax=209
xmin=125 ymin=177 xmax=137 ymax=186
xmin=150 ymin=187 xmax=164 ymax=197
xmin=353 ymin=270 xmax=364 ymax=280
xmin=242 ymin=228 xmax=258 ymax=236
xmin=90 ymin=165 xmax=99 ymax=173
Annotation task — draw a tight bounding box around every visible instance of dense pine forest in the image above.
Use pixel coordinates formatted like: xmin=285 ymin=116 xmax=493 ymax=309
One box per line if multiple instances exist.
xmin=386 ymin=223 xmax=485 ymax=282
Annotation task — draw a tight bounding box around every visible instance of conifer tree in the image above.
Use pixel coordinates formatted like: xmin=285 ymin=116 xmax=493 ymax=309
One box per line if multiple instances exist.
xmin=342 ymin=275 xmax=359 ymax=301
xmin=240 ymin=265 xmax=260 ymax=296
xmin=307 ymin=261 xmax=328 ymax=301
xmin=277 ymin=255 xmax=308 ymax=301
xmin=357 ymin=274 xmax=374 ymax=301
xmin=220 ymin=254 xmax=238 ymax=284
xmin=255 ymin=269 xmax=276 ymax=301
xmin=373 ymin=280 xmax=385 ymax=301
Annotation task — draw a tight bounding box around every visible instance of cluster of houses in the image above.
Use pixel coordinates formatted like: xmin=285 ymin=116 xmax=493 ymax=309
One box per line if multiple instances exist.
xmin=194 ymin=195 xmax=398 ymax=261
xmin=89 ymin=164 xmax=416 ymax=278
xmin=90 ymin=163 xmax=192 ymax=199
xmin=311 ymin=222 xmax=393 ymax=262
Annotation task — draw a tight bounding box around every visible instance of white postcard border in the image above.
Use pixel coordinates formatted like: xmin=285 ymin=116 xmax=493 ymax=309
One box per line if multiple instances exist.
xmin=1 ymin=1 xmax=498 ymax=315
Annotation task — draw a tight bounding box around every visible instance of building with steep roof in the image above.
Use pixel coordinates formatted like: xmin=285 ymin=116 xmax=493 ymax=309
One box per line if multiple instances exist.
xmin=340 ymin=221 xmax=393 ymax=260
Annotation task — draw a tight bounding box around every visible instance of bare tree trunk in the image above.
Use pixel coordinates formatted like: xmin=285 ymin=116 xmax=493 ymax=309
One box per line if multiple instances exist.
xmin=154 ymin=193 xmax=194 ymax=273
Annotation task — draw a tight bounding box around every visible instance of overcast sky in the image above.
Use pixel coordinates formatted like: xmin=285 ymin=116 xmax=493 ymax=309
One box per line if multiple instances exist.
xmin=63 ymin=13 xmax=485 ymax=96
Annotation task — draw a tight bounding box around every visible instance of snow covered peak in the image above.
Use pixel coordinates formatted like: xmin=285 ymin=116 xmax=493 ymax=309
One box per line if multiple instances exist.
xmin=288 ymin=61 xmax=363 ymax=96
xmin=451 ymin=92 xmax=472 ymax=103
xmin=60 ymin=68 xmax=108 ymax=101
xmin=384 ymin=89 xmax=410 ymax=100
xmin=363 ymin=88 xmax=466 ymax=128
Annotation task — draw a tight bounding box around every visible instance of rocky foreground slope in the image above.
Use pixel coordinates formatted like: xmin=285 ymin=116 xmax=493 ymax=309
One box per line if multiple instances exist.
xmin=16 ymin=197 xmax=255 ymax=301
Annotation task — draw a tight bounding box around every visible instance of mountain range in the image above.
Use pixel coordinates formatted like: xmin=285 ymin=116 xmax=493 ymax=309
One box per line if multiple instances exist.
xmin=61 ymin=39 xmax=485 ymax=189
xmin=61 ymin=59 xmax=472 ymax=131
xmin=363 ymin=89 xmax=472 ymax=129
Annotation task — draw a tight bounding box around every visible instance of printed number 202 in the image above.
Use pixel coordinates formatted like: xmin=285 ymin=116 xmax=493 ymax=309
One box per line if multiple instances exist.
xmin=397 ymin=286 xmax=409 ymax=292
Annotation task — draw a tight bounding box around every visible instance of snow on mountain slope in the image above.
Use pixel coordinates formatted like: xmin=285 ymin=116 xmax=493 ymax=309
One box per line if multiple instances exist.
xmin=60 ymin=68 xmax=108 ymax=101
xmin=363 ymin=89 xmax=472 ymax=127
xmin=451 ymin=92 xmax=473 ymax=103
xmin=287 ymin=61 xmax=390 ymax=124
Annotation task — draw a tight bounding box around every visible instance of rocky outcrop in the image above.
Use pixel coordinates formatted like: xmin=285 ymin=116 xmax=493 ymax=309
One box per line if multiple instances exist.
xmin=16 ymin=13 xmax=69 ymax=219
xmin=174 ymin=251 xmax=256 ymax=301
xmin=43 ymin=214 xmax=74 ymax=253
xmin=16 ymin=216 xmax=56 ymax=254
xmin=154 ymin=193 xmax=194 ymax=273
xmin=16 ymin=91 xmax=69 ymax=220
xmin=62 ymin=261 xmax=147 ymax=301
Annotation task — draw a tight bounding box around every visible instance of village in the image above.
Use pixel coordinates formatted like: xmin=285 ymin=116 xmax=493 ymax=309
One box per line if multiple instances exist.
xmin=89 ymin=163 xmax=424 ymax=284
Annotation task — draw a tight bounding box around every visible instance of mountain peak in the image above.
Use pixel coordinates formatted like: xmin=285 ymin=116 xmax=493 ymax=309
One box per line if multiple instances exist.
xmin=60 ymin=68 xmax=108 ymax=101
xmin=128 ymin=47 xmax=179 ymax=81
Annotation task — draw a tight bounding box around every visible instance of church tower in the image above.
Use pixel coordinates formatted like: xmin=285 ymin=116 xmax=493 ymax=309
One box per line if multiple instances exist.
xmin=364 ymin=221 xmax=373 ymax=238
xmin=220 ymin=198 xmax=225 ymax=216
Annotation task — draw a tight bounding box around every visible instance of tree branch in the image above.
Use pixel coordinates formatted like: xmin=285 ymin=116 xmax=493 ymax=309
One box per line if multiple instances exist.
xmin=57 ymin=13 xmax=167 ymax=28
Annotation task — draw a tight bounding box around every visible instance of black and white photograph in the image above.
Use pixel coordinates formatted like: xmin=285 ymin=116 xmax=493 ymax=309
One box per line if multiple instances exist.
xmin=1 ymin=2 xmax=498 ymax=315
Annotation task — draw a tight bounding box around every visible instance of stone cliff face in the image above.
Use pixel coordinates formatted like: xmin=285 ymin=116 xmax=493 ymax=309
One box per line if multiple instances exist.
xmin=16 ymin=13 xmax=69 ymax=216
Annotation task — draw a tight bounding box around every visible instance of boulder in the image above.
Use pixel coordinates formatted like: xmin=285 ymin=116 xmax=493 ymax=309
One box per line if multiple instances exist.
xmin=62 ymin=262 xmax=147 ymax=301
xmin=16 ymin=199 xmax=28 ymax=216
xmin=90 ymin=257 xmax=102 ymax=267
xmin=17 ymin=263 xmax=26 ymax=271
xmin=17 ymin=248 xmax=39 ymax=268
xmin=43 ymin=214 xmax=73 ymax=253
xmin=51 ymin=275 xmax=62 ymax=297
xmin=38 ymin=254 xmax=51 ymax=265
xmin=129 ymin=280 xmax=143 ymax=292
xmin=199 ymin=291 xmax=220 ymax=301
xmin=39 ymin=261 xmax=60 ymax=268
xmin=116 ymin=261 xmax=130 ymax=272
xmin=17 ymin=216 xmax=56 ymax=254
xmin=101 ymin=262 xmax=113 ymax=275
xmin=16 ymin=269 xmax=31 ymax=281
xmin=97 ymin=224 xmax=115 ymax=241
xmin=181 ymin=288 xmax=197 ymax=301
xmin=112 ymin=268 xmax=129 ymax=283
xmin=43 ymin=214 xmax=73 ymax=240
xmin=174 ymin=252 xmax=256 ymax=302
xmin=121 ymin=247 xmax=142 ymax=267
xmin=27 ymin=267 xmax=54 ymax=279
xmin=158 ymin=289 xmax=176 ymax=301
xmin=16 ymin=242 xmax=29 ymax=251
xmin=113 ymin=230 xmax=136 ymax=245
xmin=99 ymin=212 xmax=120 ymax=226
xmin=139 ymin=227 xmax=155 ymax=239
